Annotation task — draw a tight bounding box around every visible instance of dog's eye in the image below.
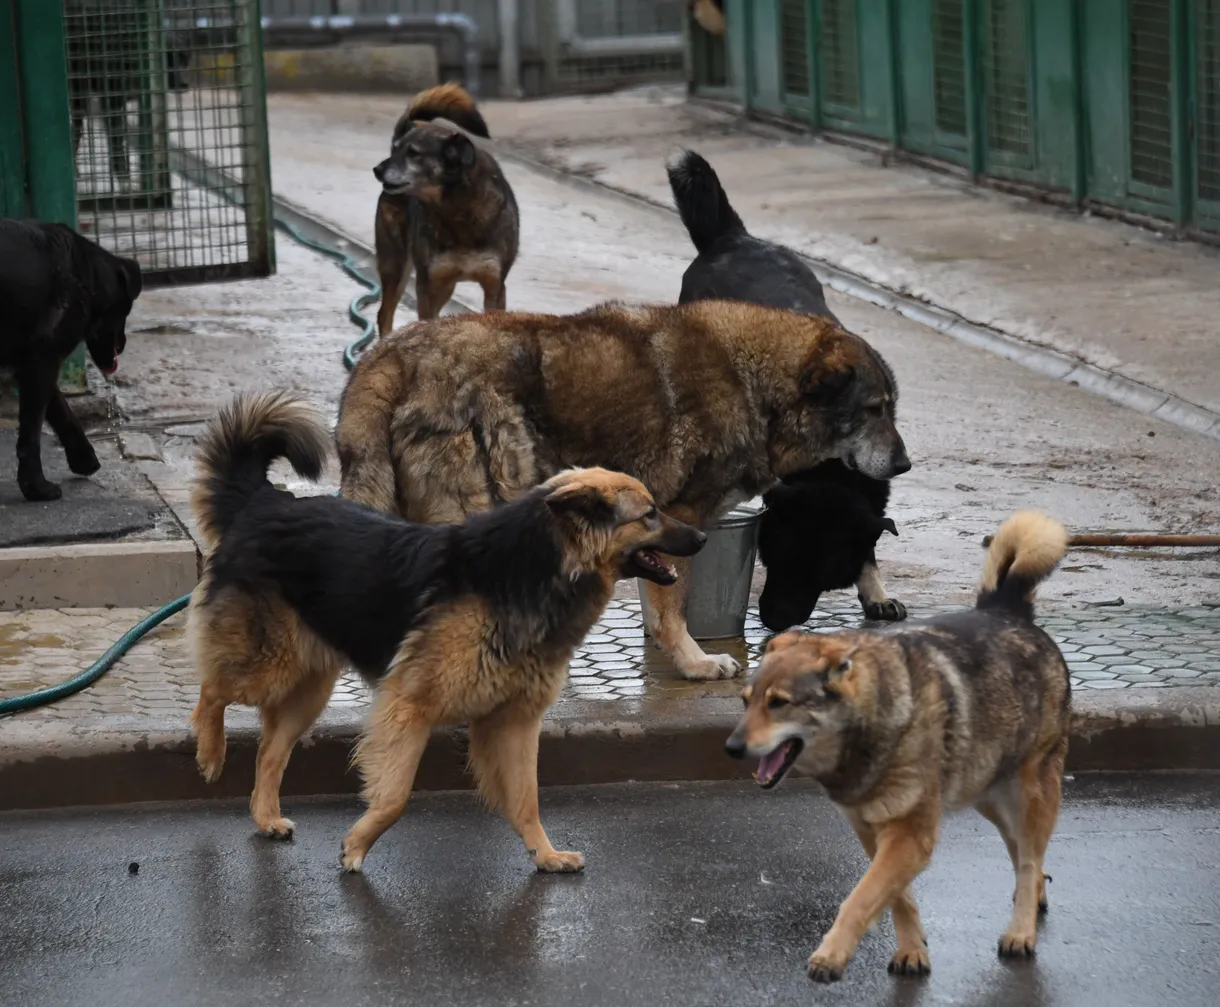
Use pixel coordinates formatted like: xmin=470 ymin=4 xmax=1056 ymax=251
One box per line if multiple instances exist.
xmin=644 ymin=507 xmax=658 ymax=520
xmin=405 ymin=145 xmax=419 ymax=157
xmin=767 ymin=696 xmax=788 ymax=710
xmin=866 ymin=404 xmax=885 ymax=416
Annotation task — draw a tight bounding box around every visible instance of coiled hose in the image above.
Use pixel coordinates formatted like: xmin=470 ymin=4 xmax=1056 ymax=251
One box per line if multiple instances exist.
xmin=0 ymin=221 xmax=379 ymax=715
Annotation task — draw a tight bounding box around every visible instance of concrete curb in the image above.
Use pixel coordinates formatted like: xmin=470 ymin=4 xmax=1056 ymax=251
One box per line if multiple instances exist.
xmin=2 ymin=691 xmax=1217 ymax=812
xmin=0 ymin=540 xmax=200 ymax=611
xmin=492 ymin=146 xmax=1220 ymax=442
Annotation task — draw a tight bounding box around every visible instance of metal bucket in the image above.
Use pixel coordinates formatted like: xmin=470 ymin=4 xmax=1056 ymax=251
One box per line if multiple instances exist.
xmin=639 ymin=499 xmax=763 ymax=641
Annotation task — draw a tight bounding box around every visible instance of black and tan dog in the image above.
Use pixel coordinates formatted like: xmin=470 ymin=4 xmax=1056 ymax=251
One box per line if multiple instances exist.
xmin=0 ymin=219 xmax=142 ymax=500
xmin=372 ymin=83 xmax=519 ymax=332
xmin=727 ymin=511 xmax=1070 ymax=982
xmin=667 ymin=148 xmax=906 ymax=628
xmin=188 ymin=391 xmax=703 ymax=870
xmin=337 ymin=299 xmax=909 ymax=682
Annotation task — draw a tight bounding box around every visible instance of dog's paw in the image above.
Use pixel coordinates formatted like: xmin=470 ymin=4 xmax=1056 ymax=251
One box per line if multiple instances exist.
xmin=257 ymin=817 xmax=296 ymax=841
xmin=534 ymin=849 xmax=585 ymax=873
xmin=66 ymin=445 xmax=100 ymax=476
xmin=339 ymin=838 xmax=365 ymax=873
xmin=997 ymin=930 xmax=1037 ymax=959
xmin=861 ymin=597 xmax=907 ymax=621
xmin=19 ymin=476 xmax=62 ymax=502
xmin=807 ymin=946 xmax=848 ymax=984
xmin=680 ymin=653 xmax=741 ymax=681
xmin=196 ymin=755 xmax=224 ymax=784
xmin=888 ymin=947 xmax=931 ymax=977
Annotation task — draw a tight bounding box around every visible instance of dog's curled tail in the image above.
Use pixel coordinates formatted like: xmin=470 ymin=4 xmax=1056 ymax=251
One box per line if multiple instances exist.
xmin=192 ymin=392 xmax=329 ymax=548
xmin=976 ymin=511 xmax=1068 ymax=621
xmin=400 ymin=82 xmax=490 ymax=139
xmin=665 ymin=149 xmax=747 ymax=255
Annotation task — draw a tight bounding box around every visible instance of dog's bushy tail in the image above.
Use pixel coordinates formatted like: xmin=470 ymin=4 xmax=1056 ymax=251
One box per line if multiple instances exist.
xmin=666 ymin=149 xmax=747 ymax=255
xmin=398 ymin=82 xmax=490 ymax=140
xmin=192 ymin=392 xmax=329 ymax=547
xmin=976 ymin=511 xmax=1068 ymax=621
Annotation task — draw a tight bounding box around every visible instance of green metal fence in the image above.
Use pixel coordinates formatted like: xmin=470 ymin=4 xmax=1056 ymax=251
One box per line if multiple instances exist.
xmin=693 ymin=0 xmax=1220 ymax=238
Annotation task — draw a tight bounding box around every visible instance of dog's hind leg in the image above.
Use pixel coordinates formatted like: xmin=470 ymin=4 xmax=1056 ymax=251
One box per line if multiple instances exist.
xmin=994 ymin=745 xmax=1066 ymax=958
xmin=847 ymin=817 xmax=929 ymax=977
xmin=857 ymin=557 xmax=907 ymax=622
xmin=468 ymin=696 xmax=584 ymax=873
xmin=191 ymin=680 xmax=229 ymax=784
xmin=341 ymin=691 xmax=432 ymax=872
xmin=643 ymin=558 xmax=740 ymax=680
xmin=416 ymin=271 xmax=457 ymax=321
xmin=249 ymin=665 xmax=339 ymax=840
xmin=14 ymin=357 xmax=62 ymax=501
xmin=808 ymin=809 xmax=937 ymax=983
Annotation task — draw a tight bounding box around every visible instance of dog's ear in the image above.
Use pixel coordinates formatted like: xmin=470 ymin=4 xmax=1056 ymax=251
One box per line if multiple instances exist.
xmin=544 ymin=482 xmax=617 ymax=526
xmin=764 ymin=631 xmax=805 ymax=655
xmin=118 ymin=258 xmax=142 ymax=301
xmin=824 ymin=647 xmax=859 ymax=698
xmin=442 ymin=133 xmax=477 ymax=170
xmin=879 ymin=516 xmax=898 ymax=537
xmin=798 ymin=329 xmax=857 ymax=401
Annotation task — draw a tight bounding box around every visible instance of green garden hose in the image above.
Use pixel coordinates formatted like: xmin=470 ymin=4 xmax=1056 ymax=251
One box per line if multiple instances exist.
xmin=0 ymin=222 xmax=379 ymax=715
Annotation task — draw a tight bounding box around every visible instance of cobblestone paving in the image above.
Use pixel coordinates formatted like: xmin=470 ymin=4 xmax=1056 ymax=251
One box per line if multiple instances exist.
xmin=2 ymin=598 xmax=1219 ymax=728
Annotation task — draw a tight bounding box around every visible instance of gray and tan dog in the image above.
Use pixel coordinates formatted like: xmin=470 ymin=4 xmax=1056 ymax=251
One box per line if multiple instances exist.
xmin=336 ymin=299 xmax=909 ymax=682
xmin=727 ymin=511 xmax=1071 ymax=982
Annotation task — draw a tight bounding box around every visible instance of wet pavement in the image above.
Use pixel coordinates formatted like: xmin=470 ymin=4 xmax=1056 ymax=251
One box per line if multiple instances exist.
xmin=2 ymin=773 xmax=1218 ymax=1006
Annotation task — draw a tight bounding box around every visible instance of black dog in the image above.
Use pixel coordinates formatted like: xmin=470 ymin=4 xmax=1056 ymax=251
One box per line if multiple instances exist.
xmin=0 ymin=220 xmax=142 ymax=501
xmin=757 ymin=462 xmax=903 ymax=632
xmin=667 ymin=148 xmax=907 ymax=631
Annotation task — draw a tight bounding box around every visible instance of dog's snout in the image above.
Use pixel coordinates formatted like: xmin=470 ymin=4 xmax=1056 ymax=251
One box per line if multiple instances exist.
xmin=373 ymin=160 xmax=388 ymax=182
xmin=890 ymin=450 xmax=912 ymax=477
xmin=724 ymin=733 xmax=747 ymax=759
xmin=693 ymin=529 xmax=709 ymax=550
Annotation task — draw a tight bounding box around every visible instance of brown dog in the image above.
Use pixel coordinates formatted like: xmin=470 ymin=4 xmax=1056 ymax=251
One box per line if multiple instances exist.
xmin=337 ymin=299 xmax=909 ymax=681
xmin=726 ymin=511 xmax=1070 ymax=982
xmin=188 ymin=392 xmax=704 ymax=867
xmin=372 ymin=83 xmax=519 ymax=332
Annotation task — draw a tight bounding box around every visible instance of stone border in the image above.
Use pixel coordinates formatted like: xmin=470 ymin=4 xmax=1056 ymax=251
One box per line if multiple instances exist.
xmin=0 ymin=540 xmax=200 ymax=611
xmin=3 ymin=691 xmax=1218 ymax=812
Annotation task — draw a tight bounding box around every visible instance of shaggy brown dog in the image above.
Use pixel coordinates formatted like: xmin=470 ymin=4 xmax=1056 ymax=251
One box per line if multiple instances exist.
xmin=337 ymin=299 xmax=909 ymax=681
xmin=188 ymin=391 xmax=704 ymax=870
xmin=727 ymin=511 xmax=1070 ymax=982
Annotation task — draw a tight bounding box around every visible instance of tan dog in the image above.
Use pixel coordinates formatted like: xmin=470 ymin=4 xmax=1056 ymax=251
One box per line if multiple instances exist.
xmin=726 ymin=511 xmax=1070 ymax=982
xmin=337 ymin=300 xmax=909 ymax=682
xmin=188 ymin=392 xmax=704 ymax=868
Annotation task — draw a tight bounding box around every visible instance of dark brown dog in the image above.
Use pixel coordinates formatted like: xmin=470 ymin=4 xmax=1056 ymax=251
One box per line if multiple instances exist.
xmin=727 ymin=511 xmax=1071 ymax=982
xmin=336 ymin=300 xmax=909 ymax=682
xmin=189 ymin=392 xmax=704 ymax=866
xmin=372 ymin=84 xmax=519 ymax=332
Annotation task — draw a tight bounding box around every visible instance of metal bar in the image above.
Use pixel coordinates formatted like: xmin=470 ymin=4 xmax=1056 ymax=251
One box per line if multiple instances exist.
xmin=1169 ymin=0 xmax=1191 ymax=226
xmin=498 ymin=0 xmax=521 ymax=98
xmin=884 ymin=0 xmax=902 ymax=147
xmin=257 ymin=14 xmax=481 ymax=96
xmin=1068 ymin=0 xmax=1086 ymax=204
xmin=241 ymin=0 xmax=275 ymax=276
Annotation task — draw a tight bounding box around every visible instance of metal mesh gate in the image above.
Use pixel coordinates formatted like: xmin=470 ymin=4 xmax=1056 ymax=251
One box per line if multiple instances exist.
xmin=1198 ymin=0 xmax=1220 ymax=204
xmin=64 ymin=1 xmax=273 ymax=285
xmin=550 ymin=0 xmax=685 ymax=90
xmin=819 ymin=0 xmax=860 ymax=111
xmin=982 ymin=0 xmax=1031 ymax=164
xmin=1128 ymin=0 xmax=1174 ymax=190
xmin=932 ymin=0 xmax=966 ymax=136
xmin=781 ymin=0 xmax=810 ymax=101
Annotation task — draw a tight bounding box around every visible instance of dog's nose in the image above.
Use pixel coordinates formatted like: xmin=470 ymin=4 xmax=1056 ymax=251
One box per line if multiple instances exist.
xmin=694 ymin=529 xmax=708 ymax=549
xmin=372 ymin=161 xmax=387 ymax=182
xmin=890 ymin=450 xmax=912 ymax=477
xmin=724 ymin=734 xmax=746 ymax=759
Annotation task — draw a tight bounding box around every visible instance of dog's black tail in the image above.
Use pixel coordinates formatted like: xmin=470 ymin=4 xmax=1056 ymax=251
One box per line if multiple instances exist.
xmin=666 ymin=149 xmax=747 ymax=255
xmin=192 ymin=392 xmax=330 ymax=548
xmin=976 ymin=511 xmax=1068 ymax=621
xmin=398 ymin=82 xmax=491 ymax=140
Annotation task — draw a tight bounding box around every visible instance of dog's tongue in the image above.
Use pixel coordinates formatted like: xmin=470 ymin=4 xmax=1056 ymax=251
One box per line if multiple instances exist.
xmin=102 ymin=358 xmax=118 ymax=376
xmin=758 ymin=742 xmax=791 ymax=784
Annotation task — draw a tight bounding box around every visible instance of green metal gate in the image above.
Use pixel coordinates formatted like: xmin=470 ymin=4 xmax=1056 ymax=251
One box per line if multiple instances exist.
xmin=691 ymin=0 xmax=1220 ymax=238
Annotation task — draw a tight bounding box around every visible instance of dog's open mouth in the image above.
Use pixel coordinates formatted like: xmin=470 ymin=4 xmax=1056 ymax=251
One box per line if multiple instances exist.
xmin=627 ymin=548 xmax=677 ymax=585
xmin=101 ymin=358 xmax=118 ymax=376
xmin=754 ymin=738 xmax=803 ymax=789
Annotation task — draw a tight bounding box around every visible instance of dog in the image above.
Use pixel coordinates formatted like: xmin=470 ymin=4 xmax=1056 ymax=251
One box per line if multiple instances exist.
xmin=189 ymin=391 xmax=704 ymax=869
xmin=0 ymin=219 xmax=142 ymax=501
xmin=689 ymin=0 xmax=726 ymax=35
xmin=372 ymin=83 xmax=519 ymax=332
xmin=336 ymin=299 xmax=909 ymax=682
xmin=758 ymin=461 xmax=904 ymax=630
xmin=667 ymin=148 xmax=906 ymax=628
xmin=726 ymin=511 xmax=1070 ymax=982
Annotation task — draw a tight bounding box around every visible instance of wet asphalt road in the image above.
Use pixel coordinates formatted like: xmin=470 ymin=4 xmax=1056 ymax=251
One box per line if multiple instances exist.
xmin=2 ymin=773 xmax=1218 ymax=1007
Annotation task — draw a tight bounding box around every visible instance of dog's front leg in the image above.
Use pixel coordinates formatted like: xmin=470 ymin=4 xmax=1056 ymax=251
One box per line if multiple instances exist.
xmin=15 ymin=358 xmax=62 ymax=501
xmin=643 ymin=560 xmax=740 ymax=681
xmin=857 ymin=556 xmax=907 ymax=621
xmin=808 ymin=811 xmax=937 ymax=983
xmin=45 ymin=384 xmax=100 ymax=477
xmin=468 ymin=697 xmax=583 ymax=873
